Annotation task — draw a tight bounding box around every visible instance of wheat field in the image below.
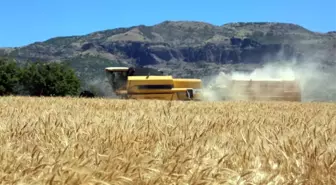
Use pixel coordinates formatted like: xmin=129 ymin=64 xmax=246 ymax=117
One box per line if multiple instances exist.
xmin=0 ymin=96 xmax=336 ymax=185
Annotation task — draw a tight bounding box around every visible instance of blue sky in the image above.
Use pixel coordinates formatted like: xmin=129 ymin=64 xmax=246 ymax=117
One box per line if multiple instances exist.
xmin=1 ymin=0 xmax=335 ymax=47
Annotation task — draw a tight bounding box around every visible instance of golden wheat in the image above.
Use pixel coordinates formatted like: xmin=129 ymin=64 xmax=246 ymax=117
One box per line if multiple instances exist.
xmin=0 ymin=96 xmax=335 ymax=185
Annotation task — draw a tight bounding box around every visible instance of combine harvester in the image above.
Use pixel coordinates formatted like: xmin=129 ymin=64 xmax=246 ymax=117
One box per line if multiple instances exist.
xmin=104 ymin=66 xmax=302 ymax=102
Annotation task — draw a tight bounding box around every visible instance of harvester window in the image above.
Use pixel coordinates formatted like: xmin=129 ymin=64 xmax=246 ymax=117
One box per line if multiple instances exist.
xmin=105 ymin=71 xmax=128 ymax=92
xmin=137 ymin=85 xmax=173 ymax=90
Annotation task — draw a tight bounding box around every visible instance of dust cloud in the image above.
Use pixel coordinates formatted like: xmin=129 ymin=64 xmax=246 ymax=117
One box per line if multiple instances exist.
xmin=83 ymin=49 xmax=335 ymax=102
xmin=85 ymin=77 xmax=117 ymax=98
xmin=201 ymin=60 xmax=336 ymax=102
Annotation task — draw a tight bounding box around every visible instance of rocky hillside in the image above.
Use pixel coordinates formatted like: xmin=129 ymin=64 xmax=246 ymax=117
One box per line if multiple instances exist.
xmin=3 ymin=21 xmax=336 ymax=71
xmin=1 ymin=21 xmax=336 ymax=100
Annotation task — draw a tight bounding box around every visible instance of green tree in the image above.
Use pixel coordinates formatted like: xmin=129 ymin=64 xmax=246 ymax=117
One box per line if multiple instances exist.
xmin=21 ymin=62 xmax=81 ymax=96
xmin=0 ymin=58 xmax=22 ymax=96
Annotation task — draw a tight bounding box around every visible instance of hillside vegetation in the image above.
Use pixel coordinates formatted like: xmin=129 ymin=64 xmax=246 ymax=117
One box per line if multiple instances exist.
xmin=0 ymin=96 xmax=335 ymax=184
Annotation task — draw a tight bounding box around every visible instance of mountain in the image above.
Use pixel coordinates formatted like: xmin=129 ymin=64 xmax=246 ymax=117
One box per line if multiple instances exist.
xmin=1 ymin=21 xmax=336 ymax=99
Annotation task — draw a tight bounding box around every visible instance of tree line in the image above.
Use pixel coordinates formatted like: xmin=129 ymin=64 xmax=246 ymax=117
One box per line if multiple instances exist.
xmin=0 ymin=57 xmax=81 ymax=97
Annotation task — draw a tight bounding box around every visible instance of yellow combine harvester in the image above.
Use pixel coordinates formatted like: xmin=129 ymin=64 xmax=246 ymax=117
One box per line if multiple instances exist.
xmin=105 ymin=67 xmax=202 ymax=100
xmin=104 ymin=66 xmax=302 ymax=102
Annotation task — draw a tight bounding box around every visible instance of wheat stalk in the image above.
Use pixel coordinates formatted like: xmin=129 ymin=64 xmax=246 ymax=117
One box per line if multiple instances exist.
xmin=0 ymin=96 xmax=335 ymax=184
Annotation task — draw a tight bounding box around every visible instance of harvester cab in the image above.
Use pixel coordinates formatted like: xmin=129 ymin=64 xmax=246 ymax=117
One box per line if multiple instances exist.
xmin=104 ymin=67 xmax=131 ymax=96
xmin=104 ymin=67 xmax=202 ymax=100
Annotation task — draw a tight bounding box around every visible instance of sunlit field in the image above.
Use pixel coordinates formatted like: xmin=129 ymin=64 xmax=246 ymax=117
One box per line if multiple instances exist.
xmin=0 ymin=96 xmax=335 ymax=185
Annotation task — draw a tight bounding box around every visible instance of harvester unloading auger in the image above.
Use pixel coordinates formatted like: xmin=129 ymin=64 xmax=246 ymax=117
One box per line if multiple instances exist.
xmin=104 ymin=66 xmax=302 ymax=102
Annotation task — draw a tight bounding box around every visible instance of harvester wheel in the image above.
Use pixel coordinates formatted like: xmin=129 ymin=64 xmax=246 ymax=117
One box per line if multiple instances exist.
xmin=119 ymin=94 xmax=128 ymax=99
xmin=185 ymin=89 xmax=194 ymax=101
xmin=79 ymin=90 xmax=95 ymax=98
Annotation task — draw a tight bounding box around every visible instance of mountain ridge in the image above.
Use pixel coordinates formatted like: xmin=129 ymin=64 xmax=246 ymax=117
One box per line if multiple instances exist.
xmin=1 ymin=21 xmax=335 ymax=63
xmin=4 ymin=21 xmax=334 ymax=48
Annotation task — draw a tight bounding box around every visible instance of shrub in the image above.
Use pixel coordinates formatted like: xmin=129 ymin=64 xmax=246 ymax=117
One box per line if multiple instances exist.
xmin=0 ymin=58 xmax=22 ymax=96
xmin=20 ymin=61 xmax=81 ymax=96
